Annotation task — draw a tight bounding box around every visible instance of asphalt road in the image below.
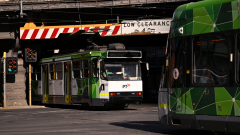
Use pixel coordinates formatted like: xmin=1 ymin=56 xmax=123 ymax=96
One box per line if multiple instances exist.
xmin=0 ymin=103 xmax=215 ymax=135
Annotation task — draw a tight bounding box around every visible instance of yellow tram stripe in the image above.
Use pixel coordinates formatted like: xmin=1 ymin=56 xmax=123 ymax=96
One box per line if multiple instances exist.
xmin=159 ymin=104 xmax=168 ymax=108
xmin=100 ymin=93 xmax=109 ymax=96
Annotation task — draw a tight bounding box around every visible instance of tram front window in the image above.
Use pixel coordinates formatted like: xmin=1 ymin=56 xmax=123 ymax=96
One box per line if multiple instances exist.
xmin=193 ymin=34 xmax=230 ymax=85
xmin=104 ymin=62 xmax=141 ymax=81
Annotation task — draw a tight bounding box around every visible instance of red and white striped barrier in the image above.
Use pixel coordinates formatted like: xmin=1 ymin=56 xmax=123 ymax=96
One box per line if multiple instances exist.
xmin=20 ymin=26 xmax=121 ymax=40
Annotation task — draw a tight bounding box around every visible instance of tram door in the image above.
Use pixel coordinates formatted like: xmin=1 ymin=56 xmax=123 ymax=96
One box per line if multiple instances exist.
xmin=42 ymin=65 xmax=49 ymax=103
xmin=168 ymin=19 xmax=187 ymax=122
xmin=64 ymin=62 xmax=72 ymax=104
xmin=99 ymin=61 xmax=109 ymax=100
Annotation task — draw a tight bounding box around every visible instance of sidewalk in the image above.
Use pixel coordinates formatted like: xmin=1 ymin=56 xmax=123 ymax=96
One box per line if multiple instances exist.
xmin=0 ymin=105 xmax=46 ymax=110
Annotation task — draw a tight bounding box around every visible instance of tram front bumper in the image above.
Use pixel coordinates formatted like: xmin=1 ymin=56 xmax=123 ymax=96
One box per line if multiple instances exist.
xmin=109 ymin=92 xmax=143 ymax=103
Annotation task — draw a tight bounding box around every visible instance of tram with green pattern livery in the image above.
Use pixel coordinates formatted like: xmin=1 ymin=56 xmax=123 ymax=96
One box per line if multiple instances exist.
xmin=31 ymin=43 xmax=144 ymax=107
xmin=159 ymin=0 xmax=240 ymax=134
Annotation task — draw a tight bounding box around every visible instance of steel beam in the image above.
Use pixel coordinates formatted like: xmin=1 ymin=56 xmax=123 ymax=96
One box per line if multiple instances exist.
xmin=0 ymin=0 xmax=187 ymax=11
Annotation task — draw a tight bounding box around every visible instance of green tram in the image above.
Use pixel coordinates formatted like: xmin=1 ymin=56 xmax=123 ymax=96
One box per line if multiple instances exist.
xmin=31 ymin=44 xmax=144 ymax=107
xmin=158 ymin=0 xmax=240 ymax=133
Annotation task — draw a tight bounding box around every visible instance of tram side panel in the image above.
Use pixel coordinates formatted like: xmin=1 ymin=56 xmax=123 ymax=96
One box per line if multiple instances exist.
xmin=72 ymin=78 xmax=90 ymax=104
xmin=71 ymin=58 xmax=90 ymax=105
xmin=91 ymin=58 xmax=107 ymax=106
xmin=98 ymin=79 xmax=109 ymax=105
xmin=158 ymin=88 xmax=168 ymax=125
xmin=43 ymin=65 xmax=49 ymax=103
xmin=48 ymin=79 xmax=64 ymax=104
xmin=48 ymin=63 xmax=65 ymax=104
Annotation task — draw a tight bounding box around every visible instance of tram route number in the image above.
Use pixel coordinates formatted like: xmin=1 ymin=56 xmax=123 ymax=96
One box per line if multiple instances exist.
xmin=173 ymin=68 xmax=179 ymax=80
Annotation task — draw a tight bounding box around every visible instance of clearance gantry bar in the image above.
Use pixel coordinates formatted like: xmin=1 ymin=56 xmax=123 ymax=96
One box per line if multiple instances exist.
xmin=20 ymin=19 xmax=171 ymax=40
xmin=20 ymin=23 xmax=121 ymax=40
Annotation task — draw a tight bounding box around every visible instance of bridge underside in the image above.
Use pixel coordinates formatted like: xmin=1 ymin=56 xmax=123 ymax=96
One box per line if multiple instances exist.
xmin=0 ymin=0 xmax=188 ymax=11
xmin=0 ymin=0 xmax=198 ymax=107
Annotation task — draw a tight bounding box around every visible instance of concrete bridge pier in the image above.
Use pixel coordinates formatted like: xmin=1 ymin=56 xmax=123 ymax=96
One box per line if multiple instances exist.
xmin=2 ymin=36 xmax=28 ymax=107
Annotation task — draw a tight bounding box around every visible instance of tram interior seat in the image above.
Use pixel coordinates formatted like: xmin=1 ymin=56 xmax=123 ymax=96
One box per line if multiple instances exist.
xmin=195 ymin=69 xmax=214 ymax=84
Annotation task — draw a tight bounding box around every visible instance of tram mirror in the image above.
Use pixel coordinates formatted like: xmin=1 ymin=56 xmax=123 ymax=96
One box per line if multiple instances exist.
xmin=146 ymin=63 xmax=149 ymax=71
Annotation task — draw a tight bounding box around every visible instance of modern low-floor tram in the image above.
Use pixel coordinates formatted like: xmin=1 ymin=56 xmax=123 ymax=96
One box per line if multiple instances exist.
xmin=158 ymin=0 xmax=240 ymax=134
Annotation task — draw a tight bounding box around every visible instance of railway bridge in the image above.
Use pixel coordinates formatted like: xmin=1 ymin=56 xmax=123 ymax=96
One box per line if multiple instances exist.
xmin=0 ymin=0 xmax=197 ymax=107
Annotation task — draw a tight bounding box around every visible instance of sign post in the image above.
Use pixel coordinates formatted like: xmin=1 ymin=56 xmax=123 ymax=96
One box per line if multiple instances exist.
xmin=25 ymin=47 xmax=37 ymax=106
xmin=3 ymin=52 xmax=6 ymax=108
xmin=29 ymin=63 xmax=31 ymax=106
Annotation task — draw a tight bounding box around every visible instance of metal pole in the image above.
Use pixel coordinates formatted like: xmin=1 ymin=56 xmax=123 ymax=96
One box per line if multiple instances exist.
xmin=29 ymin=63 xmax=31 ymax=106
xmin=3 ymin=52 xmax=6 ymax=108
xmin=20 ymin=0 xmax=23 ymax=18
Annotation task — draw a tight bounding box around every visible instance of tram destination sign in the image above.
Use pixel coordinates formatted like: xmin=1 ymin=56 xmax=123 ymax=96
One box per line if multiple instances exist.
xmin=121 ymin=19 xmax=171 ymax=35
xmin=107 ymin=51 xmax=141 ymax=58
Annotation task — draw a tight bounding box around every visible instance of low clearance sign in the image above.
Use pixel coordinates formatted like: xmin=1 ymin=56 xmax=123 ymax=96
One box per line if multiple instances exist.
xmin=121 ymin=19 xmax=171 ymax=34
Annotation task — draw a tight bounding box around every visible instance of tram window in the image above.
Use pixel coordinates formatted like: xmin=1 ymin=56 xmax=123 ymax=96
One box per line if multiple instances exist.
xmin=100 ymin=61 xmax=107 ymax=80
xmin=81 ymin=60 xmax=89 ymax=78
xmin=50 ymin=64 xmax=56 ymax=80
xmin=83 ymin=69 xmax=89 ymax=78
xmin=84 ymin=60 xmax=88 ymax=68
xmin=193 ymin=34 xmax=229 ymax=85
xmin=73 ymin=60 xmax=80 ymax=79
xmin=36 ymin=66 xmax=41 ymax=81
xmin=73 ymin=60 xmax=80 ymax=68
xmin=56 ymin=63 xmax=63 ymax=80
xmin=92 ymin=59 xmax=99 ymax=78
xmin=73 ymin=70 xmax=80 ymax=78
